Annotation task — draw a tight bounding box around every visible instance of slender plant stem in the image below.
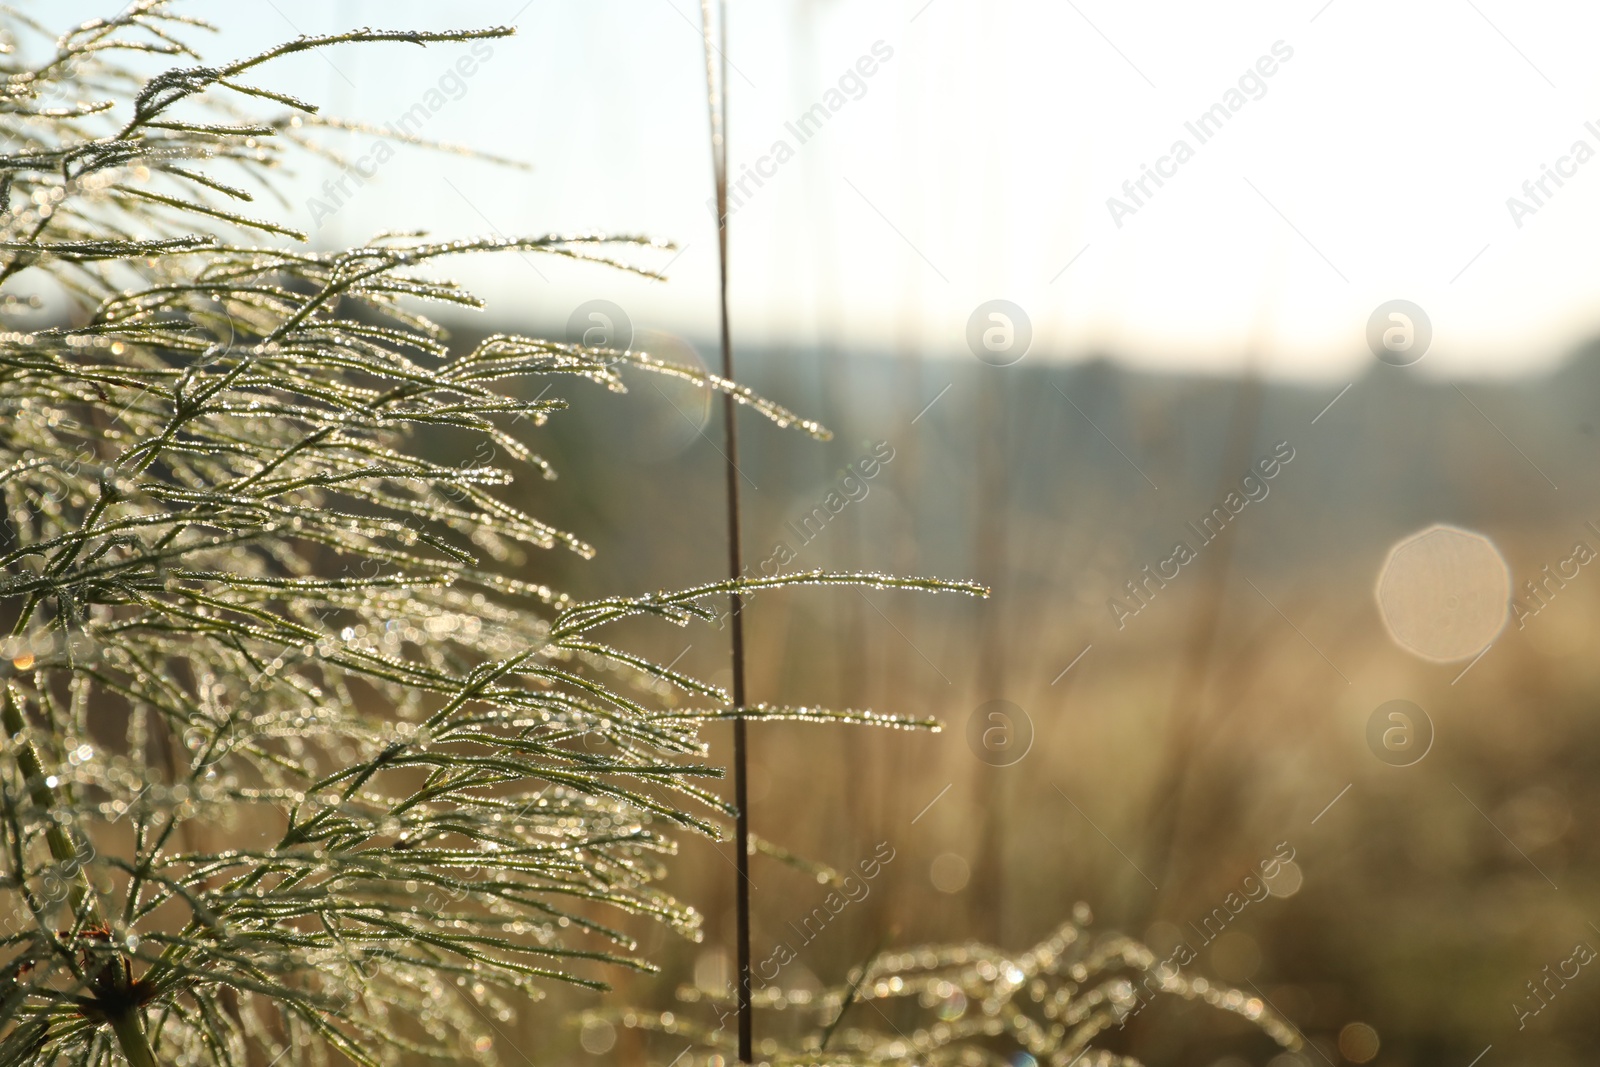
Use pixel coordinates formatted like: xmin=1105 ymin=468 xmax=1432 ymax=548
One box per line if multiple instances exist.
xmin=2 ymin=687 xmax=90 ymax=900
xmin=699 ymin=2 xmax=752 ymax=1061
xmin=107 ymin=1009 xmax=159 ymax=1067
xmin=3 ymin=686 xmax=160 ymax=1067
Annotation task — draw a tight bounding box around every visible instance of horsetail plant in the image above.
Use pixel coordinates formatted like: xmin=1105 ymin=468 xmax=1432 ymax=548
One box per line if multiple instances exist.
xmin=0 ymin=6 xmax=984 ymax=1066
xmin=604 ymin=905 xmax=1304 ymax=1067
xmin=696 ymin=0 xmax=757 ymax=1060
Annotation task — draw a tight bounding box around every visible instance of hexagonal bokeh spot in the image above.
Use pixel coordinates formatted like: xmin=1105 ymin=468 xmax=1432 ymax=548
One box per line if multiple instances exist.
xmin=1375 ymin=524 xmax=1510 ymax=662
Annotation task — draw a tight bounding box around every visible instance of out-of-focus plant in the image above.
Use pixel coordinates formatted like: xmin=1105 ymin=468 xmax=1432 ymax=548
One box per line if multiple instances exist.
xmin=607 ymin=906 xmax=1302 ymax=1067
xmin=0 ymin=5 xmax=982 ymax=1066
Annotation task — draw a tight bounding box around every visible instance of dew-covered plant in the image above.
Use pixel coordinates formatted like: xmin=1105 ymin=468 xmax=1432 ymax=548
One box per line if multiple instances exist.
xmin=607 ymin=906 xmax=1303 ymax=1067
xmin=0 ymin=6 xmax=982 ymax=1066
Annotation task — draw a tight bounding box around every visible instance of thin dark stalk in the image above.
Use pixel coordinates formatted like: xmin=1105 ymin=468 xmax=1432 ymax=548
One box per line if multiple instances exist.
xmin=818 ymin=934 xmax=886 ymax=1052
xmin=698 ymin=2 xmax=753 ymax=1061
xmin=971 ymin=376 xmax=1010 ymax=946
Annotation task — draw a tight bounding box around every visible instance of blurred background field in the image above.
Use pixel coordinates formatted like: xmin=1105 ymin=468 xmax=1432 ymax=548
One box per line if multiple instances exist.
xmin=437 ymin=324 xmax=1600 ymax=1067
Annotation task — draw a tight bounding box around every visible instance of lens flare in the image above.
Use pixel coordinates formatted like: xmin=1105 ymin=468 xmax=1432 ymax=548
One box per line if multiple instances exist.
xmin=1376 ymin=524 xmax=1510 ymax=662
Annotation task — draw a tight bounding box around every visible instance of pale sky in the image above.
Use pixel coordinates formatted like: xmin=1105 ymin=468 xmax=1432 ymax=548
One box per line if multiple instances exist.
xmin=39 ymin=0 xmax=1600 ymax=378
